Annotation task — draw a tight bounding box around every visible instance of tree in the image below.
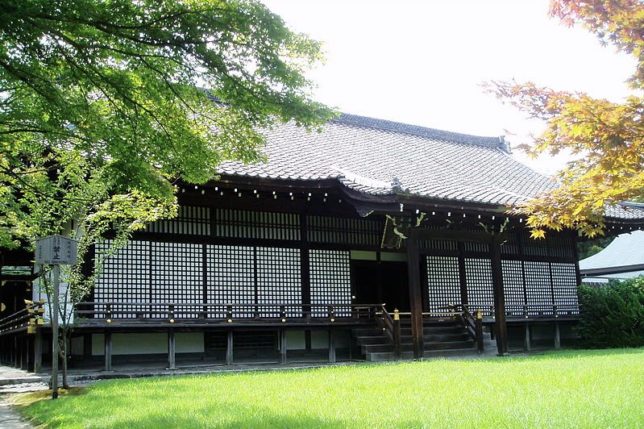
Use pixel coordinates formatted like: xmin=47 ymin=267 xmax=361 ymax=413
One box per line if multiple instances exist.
xmin=0 ymin=0 xmax=332 ymax=389
xmin=487 ymin=0 xmax=643 ymax=238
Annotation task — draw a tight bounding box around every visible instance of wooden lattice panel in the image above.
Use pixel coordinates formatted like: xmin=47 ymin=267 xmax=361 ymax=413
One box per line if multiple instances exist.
xmin=151 ymin=242 xmax=202 ymax=318
xmin=95 ymin=240 xmax=149 ymax=318
xmin=524 ymin=261 xmax=554 ymax=315
xmin=551 ymin=263 xmax=579 ymax=314
xmin=500 ymin=234 xmax=520 ymax=256
xmin=463 ymin=241 xmax=490 ymax=254
xmin=547 ymin=235 xmax=575 ymax=259
xmin=425 ymin=256 xmax=461 ymax=313
xmin=146 ymin=205 xmax=210 ymax=235
xmin=501 ymin=259 xmax=526 ymax=316
xmin=256 ymin=247 xmax=302 ymax=317
xmin=522 ymin=233 xmax=549 ymax=257
xmin=309 ymin=250 xmax=352 ymax=317
xmin=214 ymin=209 xmax=300 ymax=241
xmin=307 ymin=216 xmax=382 ymax=246
xmin=419 ymin=239 xmax=458 ymax=252
xmin=206 ymin=245 xmax=255 ymax=318
xmin=464 ymin=258 xmax=494 ymax=315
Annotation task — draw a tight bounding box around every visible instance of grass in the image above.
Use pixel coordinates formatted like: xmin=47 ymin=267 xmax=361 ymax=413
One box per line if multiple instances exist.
xmin=15 ymin=348 xmax=644 ymax=428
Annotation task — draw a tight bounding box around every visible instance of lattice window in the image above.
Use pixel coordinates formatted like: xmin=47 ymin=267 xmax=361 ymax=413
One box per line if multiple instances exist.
xmin=151 ymin=242 xmax=202 ymax=318
xmin=463 ymin=241 xmax=490 ymax=254
xmin=95 ymin=240 xmax=149 ymax=318
xmin=522 ymin=233 xmax=549 ymax=257
xmin=146 ymin=205 xmax=210 ymax=235
xmin=551 ymin=263 xmax=579 ymax=315
xmin=206 ymin=245 xmax=255 ymax=318
xmin=464 ymin=258 xmax=494 ymax=315
xmin=524 ymin=261 xmax=554 ymax=315
xmin=501 ymin=260 xmax=526 ymax=316
xmin=547 ymin=235 xmax=575 ymax=259
xmin=214 ymin=209 xmax=300 ymax=240
xmin=419 ymin=239 xmax=458 ymax=252
xmin=307 ymin=215 xmax=382 ymax=246
xmin=425 ymin=256 xmax=461 ymax=313
xmin=500 ymin=234 xmax=520 ymax=256
xmin=256 ymin=247 xmax=302 ymax=317
xmin=309 ymin=250 xmax=352 ymax=317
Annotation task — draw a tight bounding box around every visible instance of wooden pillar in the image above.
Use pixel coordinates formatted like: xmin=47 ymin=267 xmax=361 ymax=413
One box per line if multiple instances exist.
xmin=457 ymin=242 xmax=468 ymax=306
xmin=328 ymin=327 xmax=336 ymax=363
xmin=225 ymin=330 xmax=233 ymax=365
xmin=33 ymin=330 xmax=43 ymax=373
xmin=104 ymin=332 xmax=112 ymax=371
xmin=300 ymin=214 xmax=311 ymax=320
xmin=524 ymin=324 xmax=531 ymax=352
xmin=554 ymin=323 xmax=561 ymax=349
xmin=406 ymin=229 xmax=424 ymax=358
xmin=168 ymin=330 xmax=176 ymax=370
xmin=280 ymin=329 xmax=287 ymax=364
xmin=490 ymin=236 xmax=508 ymax=356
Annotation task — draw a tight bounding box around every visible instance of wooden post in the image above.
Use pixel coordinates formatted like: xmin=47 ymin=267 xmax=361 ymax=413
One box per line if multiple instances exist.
xmin=33 ymin=330 xmax=42 ymax=373
xmin=104 ymin=332 xmax=112 ymax=371
xmin=51 ymin=264 xmax=60 ymax=399
xmin=328 ymin=327 xmax=336 ymax=363
xmin=168 ymin=330 xmax=176 ymax=370
xmin=524 ymin=324 xmax=531 ymax=352
xmin=490 ymin=236 xmax=508 ymax=356
xmin=475 ymin=309 xmax=484 ymax=353
xmin=393 ymin=309 xmax=401 ymax=359
xmin=554 ymin=323 xmax=561 ymax=349
xmin=406 ymin=229 xmax=424 ymax=359
xmin=226 ymin=330 xmax=233 ymax=365
xmin=457 ymin=242 xmax=468 ymax=306
xmin=280 ymin=329 xmax=287 ymax=364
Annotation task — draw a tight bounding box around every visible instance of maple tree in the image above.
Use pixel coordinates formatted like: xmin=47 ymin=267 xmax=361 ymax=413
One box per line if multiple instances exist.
xmin=488 ymin=0 xmax=643 ymax=238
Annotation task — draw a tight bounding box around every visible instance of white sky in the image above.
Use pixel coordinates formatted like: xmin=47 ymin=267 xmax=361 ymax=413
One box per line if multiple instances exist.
xmin=261 ymin=0 xmax=636 ymax=175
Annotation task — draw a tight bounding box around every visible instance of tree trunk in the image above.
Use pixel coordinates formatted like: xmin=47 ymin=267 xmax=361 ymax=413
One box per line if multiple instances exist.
xmin=61 ymin=328 xmax=70 ymax=389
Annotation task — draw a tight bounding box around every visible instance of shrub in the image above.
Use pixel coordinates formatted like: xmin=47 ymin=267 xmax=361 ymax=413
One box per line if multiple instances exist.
xmin=577 ymin=277 xmax=644 ymax=348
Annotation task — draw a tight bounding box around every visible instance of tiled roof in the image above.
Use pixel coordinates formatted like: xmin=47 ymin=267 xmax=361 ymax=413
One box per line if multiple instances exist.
xmin=217 ymin=113 xmax=643 ymax=220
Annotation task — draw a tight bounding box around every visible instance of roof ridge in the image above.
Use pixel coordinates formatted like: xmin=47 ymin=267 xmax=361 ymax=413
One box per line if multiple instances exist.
xmin=332 ymin=113 xmax=508 ymax=151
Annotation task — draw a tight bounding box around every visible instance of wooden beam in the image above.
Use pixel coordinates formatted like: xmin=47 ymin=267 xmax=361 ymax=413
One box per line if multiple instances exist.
xmin=406 ymin=229 xmax=424 ymax=358
xmin=226 ymin=330 xmax=233 ymax=365
xmin=490 ymin=237 xmax=509 ymax=356
xmin=168 ymin=330 xmax=176 ymax=370
xmin=328 ymin=327 xmax=336 ymax=363
xmin=104 ymin=332 xmax=112 ymax=371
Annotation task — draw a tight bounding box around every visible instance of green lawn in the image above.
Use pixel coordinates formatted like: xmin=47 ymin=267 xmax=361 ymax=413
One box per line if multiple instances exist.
xmin=16 ymin=348 xmax=644 ymax=428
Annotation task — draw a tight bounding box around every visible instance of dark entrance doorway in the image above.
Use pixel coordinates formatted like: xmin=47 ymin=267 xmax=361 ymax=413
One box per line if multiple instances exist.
xmin=352 ymin=260 xmax=410 ymax=311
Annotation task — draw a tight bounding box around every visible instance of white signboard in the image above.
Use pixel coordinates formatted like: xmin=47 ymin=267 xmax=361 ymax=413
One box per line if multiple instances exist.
xmin=35 ymin=235 xmax=78 ymax=265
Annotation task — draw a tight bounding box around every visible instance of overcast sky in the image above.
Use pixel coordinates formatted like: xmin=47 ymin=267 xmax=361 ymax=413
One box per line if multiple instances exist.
xmin=261 ymin=0 xmax=635 ymax=175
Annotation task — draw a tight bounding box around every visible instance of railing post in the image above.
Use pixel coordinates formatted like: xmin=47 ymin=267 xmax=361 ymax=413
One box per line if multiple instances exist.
xmin=475 ymin=309 xmax=484 ymax=353
xmin=328 ymin=305 xmax=335 ymax=323
xmin=393 ymin=308 xmax=401 ymax=359
xmin=226 ymin=305 xmax=233 ymax=323
xmin=280 ymin=328 xmax=287 ymax=364
xmin=168 ymin=304 xmax=175 ymax=324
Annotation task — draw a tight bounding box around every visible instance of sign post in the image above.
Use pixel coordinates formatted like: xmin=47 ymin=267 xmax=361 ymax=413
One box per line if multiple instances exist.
xmin=35 ymin=235 xmax=77 ymax=400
